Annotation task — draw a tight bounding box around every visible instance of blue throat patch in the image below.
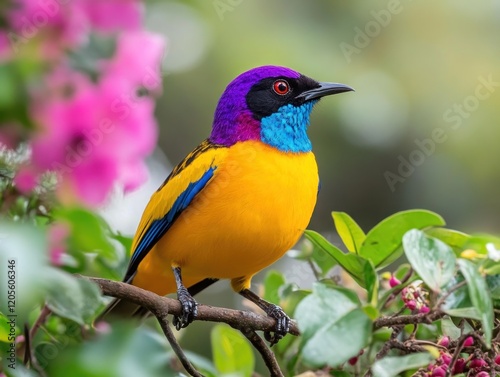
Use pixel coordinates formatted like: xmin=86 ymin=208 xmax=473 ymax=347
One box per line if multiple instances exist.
xmin=260 ymin=101 xmax=316 ymax=153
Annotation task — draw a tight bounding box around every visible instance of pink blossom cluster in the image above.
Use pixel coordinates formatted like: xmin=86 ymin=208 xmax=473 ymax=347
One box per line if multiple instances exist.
xmin=1 ymin=0 xmax=165 ymax=206
xmin=425 ymin=337 xmax=499 ymax=376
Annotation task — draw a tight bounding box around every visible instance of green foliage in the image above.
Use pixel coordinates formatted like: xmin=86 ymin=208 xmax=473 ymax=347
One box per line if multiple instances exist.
xmin=211 ymin=325 xmax=254 ymax=377
xmin=295 ymin=283 xmax=371 ymax=367
xmin=45 ymin=323 xmax=177 ymax=377
xmin=1 ymin=194 xmax=498 ymax=377
xmin=403 ymin=229 xmax=456 ymax=291
xmin=371 ymin=353 xmax=435 ymax=377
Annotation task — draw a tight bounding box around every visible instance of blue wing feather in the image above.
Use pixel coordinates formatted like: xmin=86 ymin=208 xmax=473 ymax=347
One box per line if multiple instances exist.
xmin=125 ymin=166 xmax=216 ymax=280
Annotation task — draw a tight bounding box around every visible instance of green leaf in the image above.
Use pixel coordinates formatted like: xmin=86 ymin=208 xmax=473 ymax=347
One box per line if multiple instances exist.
xmin=46 ymin=323 xmax=175 ymax=377
xmin=332 ymin=212 xmax=366 ymax=253
xmin=46 ymin=274 xmax=104 ymax=325
xmin=55 ymin=206 xmax=115 ymax=259
xmin=295 ymin=283 xmax=359 ymax=342
xmin=282 ymin=289 xmax=309 ymax=316
xmin=441 ymin=317 xmax=462 ymax=340
xmin=295 ymin=283 xmax=371 ymax=367
xmin=305 ymin=230 xmax=366 ymax=286
xmin=310 ymin=242 xmax=337 ymax=276
xmin=372 ymin=353 xmax=435 ymax=377
xmin=364 ymin=259 xmax=378 ymax=306
xmin=0 ymin=222 xmax=49 ymax=323
xmin=262 ymin=270 xmax=286 ymax=304
xmin=425 ymin=228 xmax=470 ymax=252
xmin=486 ymin=275 xmax=500 ymax=299
xmin=458 ymin=259 xmax=494 ymax=346
xmin=403 ymin=229 xmax=456 ymax=292
xmin=359 ymin=209 xmax=445 ymax=268
xmin=362 ymin=304 xmax=379 ymax=320
xmin=211 ymin=324 xmax=254 ymax=377
xmin=300 ymin=308 xmax=371 ymax=368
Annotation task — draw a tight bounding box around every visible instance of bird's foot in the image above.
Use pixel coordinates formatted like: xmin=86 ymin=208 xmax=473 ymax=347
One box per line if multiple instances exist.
xmin=173 ymin=286 xmax=198 ymax=330
xmin=263 ymin=304 xmax=290 ymax=346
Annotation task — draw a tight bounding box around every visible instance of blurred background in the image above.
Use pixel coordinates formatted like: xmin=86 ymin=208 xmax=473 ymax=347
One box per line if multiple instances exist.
xmin=99 ymin=0 xmax=500 ymax=362
xmin=108 ymin=0 xmax=500 ymax=238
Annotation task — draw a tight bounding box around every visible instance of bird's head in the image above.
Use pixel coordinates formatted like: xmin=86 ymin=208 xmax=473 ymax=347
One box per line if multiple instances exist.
xmin=210 ymin=65 xmax=353 ymax=153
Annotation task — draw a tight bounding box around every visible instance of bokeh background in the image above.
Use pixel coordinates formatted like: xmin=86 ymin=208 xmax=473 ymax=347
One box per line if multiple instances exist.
xmin=98 ymin=0 xmax=500 ymax=361
xmin=107 ymin=0 xmax=500 ymax=236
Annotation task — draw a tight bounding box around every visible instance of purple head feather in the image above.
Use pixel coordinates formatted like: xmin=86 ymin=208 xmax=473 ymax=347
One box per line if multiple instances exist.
xmin=210 ymin=66 xmax=301 ymax=146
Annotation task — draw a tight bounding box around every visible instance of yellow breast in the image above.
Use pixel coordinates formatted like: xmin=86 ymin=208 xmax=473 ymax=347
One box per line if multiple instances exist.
xmin=133 ymin=140 xmax=319 ymax=294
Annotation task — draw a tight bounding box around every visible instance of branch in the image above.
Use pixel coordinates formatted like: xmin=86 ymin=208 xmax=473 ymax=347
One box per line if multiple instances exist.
xmin=373 ymin=310 xmax=445 ymax=330
xmin=241 ymin=328 xmax=284 ymax=377
xmin=85 ymin=276 xmax=298 ymax=377
xmin=86 ymin=276 xmax=300 ymax=336
xmin=155 ymin=313 xmax=204 ymax=377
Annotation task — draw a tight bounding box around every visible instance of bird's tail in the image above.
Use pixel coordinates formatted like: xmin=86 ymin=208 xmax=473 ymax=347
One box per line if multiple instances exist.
xmin=98 ymin=297 xmax=148 ymax=320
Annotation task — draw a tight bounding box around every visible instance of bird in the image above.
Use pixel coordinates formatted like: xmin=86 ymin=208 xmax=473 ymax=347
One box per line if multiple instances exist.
xmin=102 ymin=65 xmax=353 ymax=344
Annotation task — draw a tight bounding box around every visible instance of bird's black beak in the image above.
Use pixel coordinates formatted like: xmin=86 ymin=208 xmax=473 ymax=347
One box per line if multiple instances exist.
xmin=297 ymin=82 xmax=354 ymax=101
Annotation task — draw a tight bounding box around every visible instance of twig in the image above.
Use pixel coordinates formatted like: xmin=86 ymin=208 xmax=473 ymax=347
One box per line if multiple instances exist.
xmin=155 ymin=313 xmax=204 ymax=377
xmin=306 ymin=258 xmax=321 ymax=281
xmin=381 ymin=268 xmax=414 ymax=309
xmin=433 ymin=280 xmax=468 ymax=310
xmin=30 ymin=305 xmax=52 ymax=340
xmin=373 ymin=310 xmax=445 ymax=330
xmin=240 ymin=327 xmax=284 ymax=377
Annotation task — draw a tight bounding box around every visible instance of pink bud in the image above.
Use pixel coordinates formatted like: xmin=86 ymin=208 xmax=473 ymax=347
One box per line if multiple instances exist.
xmin=438 ymin=336 xmax=450 ymax=347
xmin=389 ymin=275 xmax=401 ymax=288
xmin=469 ymin=358 xmax=487 ymax=369
xmin=440 ymin=353 xmax=452 ymax=365
xmin=405 ymin=299 xmax=417 ymax=310
xmin=348 ymin=356 xmax=358 ymax=366
xmin=419 ymin=305 xmax=430 ymax=314
xmin=463 ymin=336 xmax=474 ymax=347
xmin=452 ymin=358 xmax=466 ymax=374
xmin=94 ymin=321 xmax=111 ymax=335
xmin=431 ymin=366 xmax=447 ymax=377
xmin=476 ymin=372 xmax=489 ymax=377
xmin=495 ymin=354 xmax=500 ymax=365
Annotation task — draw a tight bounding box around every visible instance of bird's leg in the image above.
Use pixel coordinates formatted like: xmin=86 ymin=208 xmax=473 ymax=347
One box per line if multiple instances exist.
xmin=239 ymin=289 xmax=290 ymax=346
xmin=172 ymin=267 xmax=198 ymax=330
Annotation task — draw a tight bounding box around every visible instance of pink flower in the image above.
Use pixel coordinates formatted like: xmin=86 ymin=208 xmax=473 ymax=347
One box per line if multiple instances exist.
xmin=30 ymin=30 xmax=164 ymax=206
xmin=13 ymin=166 xmax=38 ymax=194
xmin=81 ymin=0 xmax=142 ymax=33
xmin=4 ymin=0 xmax=142 ymax=56
xmin=48 ymin=223 xmax=69 ymax=266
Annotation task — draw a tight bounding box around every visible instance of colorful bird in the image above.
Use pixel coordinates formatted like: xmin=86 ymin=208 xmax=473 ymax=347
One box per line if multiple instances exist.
xmin=103 ymin=65 xmax=353 ymax=344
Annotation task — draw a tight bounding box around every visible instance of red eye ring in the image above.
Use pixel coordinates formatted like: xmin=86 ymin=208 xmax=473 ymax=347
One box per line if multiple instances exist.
xmin=273 ymin=80 xmax=290 ymax=95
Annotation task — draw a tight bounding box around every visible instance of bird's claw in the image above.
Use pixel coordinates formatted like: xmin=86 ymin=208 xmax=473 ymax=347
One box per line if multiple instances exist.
xmin=173 ymin=287 xmax=198 ymax=330
xmin=263 ymin=304 xmax=290 ymax=346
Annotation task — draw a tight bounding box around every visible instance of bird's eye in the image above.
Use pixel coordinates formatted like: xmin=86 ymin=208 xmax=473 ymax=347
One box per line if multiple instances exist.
xmin=273 ymin=80 xmax=290 ymax=95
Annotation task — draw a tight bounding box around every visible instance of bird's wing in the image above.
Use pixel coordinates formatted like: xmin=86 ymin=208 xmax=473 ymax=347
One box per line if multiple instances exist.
xmin=124 ymin=139 xmax=228 ymax=281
